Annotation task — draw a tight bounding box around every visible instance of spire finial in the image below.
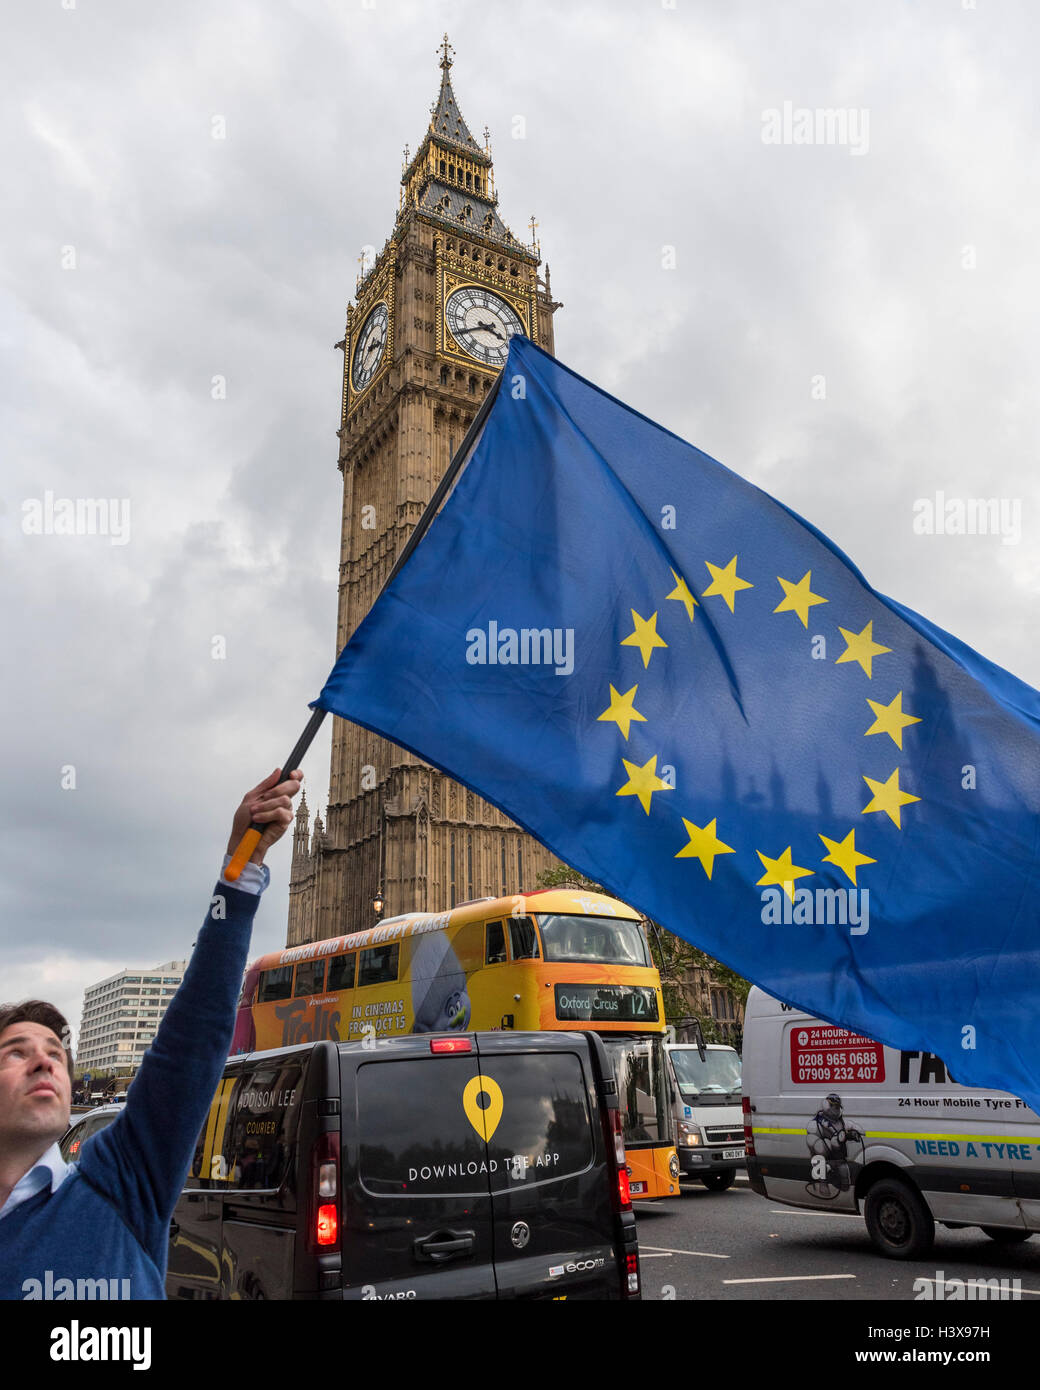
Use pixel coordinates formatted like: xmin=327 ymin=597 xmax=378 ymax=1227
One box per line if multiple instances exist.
xmin=483 ymin=124 xmax=491 ymax=154
xmin=439 ymin=33 xmax=454 ymax=70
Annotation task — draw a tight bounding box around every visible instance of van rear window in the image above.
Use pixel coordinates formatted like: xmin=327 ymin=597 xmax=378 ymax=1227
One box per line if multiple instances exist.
xmin=357 ymin=1058 xmax=487 ymax=1196
xmin=355 ymin=1051 xmax=595 ymax=1197
xmin=485 ymin=1052 xmax=594 ymax=1190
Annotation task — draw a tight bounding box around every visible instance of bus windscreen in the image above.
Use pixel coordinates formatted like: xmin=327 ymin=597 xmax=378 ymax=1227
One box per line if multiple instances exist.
xmin=538 ymin=915 xmax=650 ymax=966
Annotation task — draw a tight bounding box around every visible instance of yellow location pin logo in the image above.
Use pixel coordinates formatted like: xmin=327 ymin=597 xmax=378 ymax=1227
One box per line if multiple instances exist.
xmin=463 ymin=1073 xmax=504 ymax=1142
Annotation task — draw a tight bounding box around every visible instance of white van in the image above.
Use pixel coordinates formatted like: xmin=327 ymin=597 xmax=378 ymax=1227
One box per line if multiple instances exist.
xmin=665 ymin=1041 xmax=745 ymax=1191
xmin=742 ymin=987 xmax=1040 ymax=1258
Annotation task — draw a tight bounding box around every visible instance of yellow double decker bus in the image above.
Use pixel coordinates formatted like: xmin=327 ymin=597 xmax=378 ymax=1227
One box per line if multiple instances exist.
xmin=232 ymin=889 xmax=680 ymax=1199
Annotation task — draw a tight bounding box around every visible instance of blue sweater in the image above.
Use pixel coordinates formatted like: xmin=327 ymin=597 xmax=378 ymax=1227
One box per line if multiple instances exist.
xmin=0 ymin=881 xmax=260 ymax=1300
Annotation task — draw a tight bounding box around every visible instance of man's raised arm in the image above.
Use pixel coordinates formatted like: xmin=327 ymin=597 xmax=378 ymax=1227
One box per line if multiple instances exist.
xmin=76 ymin=768 xmax=303 ymax=1268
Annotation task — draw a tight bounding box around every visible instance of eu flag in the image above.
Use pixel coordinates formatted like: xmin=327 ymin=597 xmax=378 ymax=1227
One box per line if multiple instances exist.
xmin=314 ymin=336 xmax=1040 ymax=1110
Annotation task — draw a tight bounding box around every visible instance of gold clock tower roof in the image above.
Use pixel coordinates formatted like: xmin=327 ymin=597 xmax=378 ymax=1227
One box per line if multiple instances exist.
xmin=428 ymin=34 xmax=484 ymax=155
xmin=398 ymin=35 xmax=534 ymax=262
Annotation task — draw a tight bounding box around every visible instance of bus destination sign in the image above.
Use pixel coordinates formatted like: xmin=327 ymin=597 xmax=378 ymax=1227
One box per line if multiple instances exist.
xmin=554 ymin=984 xmax=658 ymax=1023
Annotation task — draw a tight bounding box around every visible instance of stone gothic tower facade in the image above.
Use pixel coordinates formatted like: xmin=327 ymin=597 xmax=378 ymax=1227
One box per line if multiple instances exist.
xmin=288 ymin=40 xmax=562 ymax=947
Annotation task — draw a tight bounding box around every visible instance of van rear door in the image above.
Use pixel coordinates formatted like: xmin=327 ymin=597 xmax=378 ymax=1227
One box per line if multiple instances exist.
xmin=339 ymin=1037 xmax=497 ymax=1299
xmin=475 ymin=1032 xmax=625 ymax=1300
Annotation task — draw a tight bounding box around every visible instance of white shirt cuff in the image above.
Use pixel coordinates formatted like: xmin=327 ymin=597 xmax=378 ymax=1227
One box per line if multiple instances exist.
xmin=220 ymin=854 xmax=270 ymax=896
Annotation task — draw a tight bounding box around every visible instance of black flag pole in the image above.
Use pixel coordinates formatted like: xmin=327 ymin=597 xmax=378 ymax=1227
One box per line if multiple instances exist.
xmin=224 ymin=364 xmax=507 ymax=882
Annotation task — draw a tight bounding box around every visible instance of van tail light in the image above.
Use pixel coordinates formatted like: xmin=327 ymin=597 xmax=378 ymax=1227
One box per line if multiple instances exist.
xmin=312 ymin=1130 xmax=341 ymax=1250
xmin=596 ymin=1067 xmax=638 ymax=1299
xmin=742 ymin=1095 xmax=755 ymax=1157
xmin=316 ymin=1204 xmax=338 ymax=1246
xmin=607 ymin=1108 xmax=631 ymax=1211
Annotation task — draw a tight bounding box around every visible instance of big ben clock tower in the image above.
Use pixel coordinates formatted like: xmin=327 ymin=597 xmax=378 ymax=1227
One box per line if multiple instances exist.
xmin=288 ymin=38 xmax=562 ymax=945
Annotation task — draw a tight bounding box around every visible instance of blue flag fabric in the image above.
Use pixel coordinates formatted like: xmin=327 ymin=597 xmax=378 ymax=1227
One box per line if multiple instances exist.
xmin=314 ymin=336 xmax=1040 ymax=1110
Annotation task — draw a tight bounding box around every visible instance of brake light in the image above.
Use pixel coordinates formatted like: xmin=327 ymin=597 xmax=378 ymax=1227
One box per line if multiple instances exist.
xmin=625 ymin=1252 xmax=639 ymax=1295
xmin=312 ymin=1130 xmax=340 ymax=1250
xmin=610 ymin=1109 xmax=631 ymax=1211
xmin=430 ymin=1037 xmax=472 ymax=1053
xmin=618 ymin=1166 xmax=631 ymax=1207
xmin=742 ymin=1095 xmax=755 ymax=1157
xmin=316 ymin=1204 xmax=337 ymax=1246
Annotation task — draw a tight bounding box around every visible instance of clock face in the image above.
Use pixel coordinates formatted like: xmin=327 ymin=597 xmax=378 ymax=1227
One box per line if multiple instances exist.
xmin=445 ymin=286 xmax=525 ymax=366
xmin=351 ymin=301 xmax=389 ymax=392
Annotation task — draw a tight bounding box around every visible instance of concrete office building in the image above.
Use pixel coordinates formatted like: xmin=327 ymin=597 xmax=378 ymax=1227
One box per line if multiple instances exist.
xmin=76 ymin=959 xmax=187 ymax=1075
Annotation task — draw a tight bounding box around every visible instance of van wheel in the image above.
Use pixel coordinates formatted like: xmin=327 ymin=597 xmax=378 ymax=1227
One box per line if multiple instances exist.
xmin=700 ymin=1171 xmax=735 ymax=1192
xmin=980 ymin=1226 xmax=1033 ymax=1244
xmin=864 ymin=1178 xmax=935 ymax=1259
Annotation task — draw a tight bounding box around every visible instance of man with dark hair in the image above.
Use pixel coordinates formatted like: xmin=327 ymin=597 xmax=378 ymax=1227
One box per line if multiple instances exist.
xmin=0 ymin=1003 xmax=75 ymax=1081
xmin=0 ymin=768 xmax=302 ymax=1299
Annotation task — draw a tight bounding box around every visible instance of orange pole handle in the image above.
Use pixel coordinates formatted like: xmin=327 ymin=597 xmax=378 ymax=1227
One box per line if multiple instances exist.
xmin=224 ymin=828 xmax=262 ymax=883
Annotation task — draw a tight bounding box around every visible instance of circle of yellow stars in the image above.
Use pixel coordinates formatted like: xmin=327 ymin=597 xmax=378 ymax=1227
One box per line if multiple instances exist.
xmin=595 ymin=557 xmax=923 ymax=907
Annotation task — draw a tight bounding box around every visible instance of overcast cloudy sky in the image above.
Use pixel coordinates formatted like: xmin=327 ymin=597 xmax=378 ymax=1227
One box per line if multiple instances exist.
xmin=2 ymin=0 xmax=1036 ymax=1041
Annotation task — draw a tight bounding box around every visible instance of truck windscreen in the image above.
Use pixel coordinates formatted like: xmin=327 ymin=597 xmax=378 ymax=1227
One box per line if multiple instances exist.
xmin=670 ymin=1048 xmax=742 ymax=1096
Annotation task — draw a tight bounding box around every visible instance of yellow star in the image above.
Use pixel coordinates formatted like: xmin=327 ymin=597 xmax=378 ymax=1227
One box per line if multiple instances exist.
xmin=861 ymin=768 xmax=920 ymax=829
xmin=865 ymin=691 xmax=921 ymax=750
xmin=675 ymin=817 xmax=735 ymax=880
xmin=756 ymin=846 xmax=813 ymax=902
xmin=597 ymin=684 xmax=647 ymax=740
xmin=620 ymin=609 xmax=668 ymax=668
xmin=616 ymin=755 xmax=673 ymax=815
xmin=836 ymin=620 xmax=892 ymax=678
xmin=819 ymin=829 xmax=876 ymax=886
xmin=702 ymin=556 xmax=753 ymax=613
xmin=774 ymin=571 xmax=827 ymax=628
xmin=666 ymin=568 xmax=698 ymax=621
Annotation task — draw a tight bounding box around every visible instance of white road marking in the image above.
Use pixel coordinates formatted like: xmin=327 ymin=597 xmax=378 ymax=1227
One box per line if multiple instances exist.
xmin=640 ymin=1244 xmax=730 ymax=1259
xmin=723 ymin=1273 xmax=856 ymax=1285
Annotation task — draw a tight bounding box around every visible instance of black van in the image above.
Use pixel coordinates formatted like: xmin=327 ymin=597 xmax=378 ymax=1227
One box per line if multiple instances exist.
xmin=166 ymin=1030 xmax=640 ymax=1300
